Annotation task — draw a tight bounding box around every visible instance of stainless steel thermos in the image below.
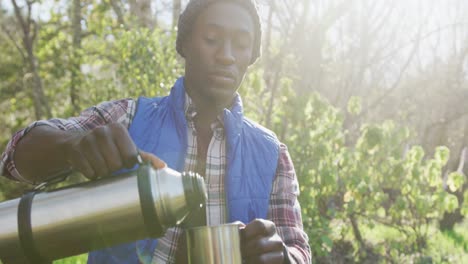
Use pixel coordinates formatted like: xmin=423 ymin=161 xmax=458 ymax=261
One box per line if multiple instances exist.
xmin=0 ymin=163 xmax=206 ymax=264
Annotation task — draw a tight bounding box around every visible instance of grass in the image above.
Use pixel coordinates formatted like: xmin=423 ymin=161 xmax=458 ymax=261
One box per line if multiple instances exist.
xmin=0 ymin=255 xmax=88 ymax=264
xmin=54 ymin=254 xmax=88 ymax=264
xmin=0 ymin=254 xmax=88 ymax=264
xmin=359 ymin=220 xmax=468 ymax=263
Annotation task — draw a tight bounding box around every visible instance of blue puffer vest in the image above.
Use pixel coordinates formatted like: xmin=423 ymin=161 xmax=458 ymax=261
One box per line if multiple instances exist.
xmin=88 ymin=77 xmax=280 ymax=263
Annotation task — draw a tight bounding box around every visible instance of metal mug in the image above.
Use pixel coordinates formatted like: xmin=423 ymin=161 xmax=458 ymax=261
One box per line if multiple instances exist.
xmin=0 ymin=163 xmax=207 ymax=264
xmin=186 ymin=223 xmax=243 ymax=264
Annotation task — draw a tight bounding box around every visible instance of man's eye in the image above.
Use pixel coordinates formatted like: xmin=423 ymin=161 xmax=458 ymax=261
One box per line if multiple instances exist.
xmin=234 ymin=34 xmax=252 ymax=49
xmin=235 ymin=39 xmax=250 ymax=49
xmin=204 ymin=36 xmax=218 ymax=44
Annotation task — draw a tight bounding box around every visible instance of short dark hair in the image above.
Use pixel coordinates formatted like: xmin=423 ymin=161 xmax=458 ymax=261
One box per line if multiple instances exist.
xmin=176 ymin=0 xmax=262 ymax=65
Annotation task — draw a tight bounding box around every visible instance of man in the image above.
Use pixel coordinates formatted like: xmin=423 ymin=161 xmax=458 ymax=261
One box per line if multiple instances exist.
xmin=0 ymin=0 xmax=311 ymax=263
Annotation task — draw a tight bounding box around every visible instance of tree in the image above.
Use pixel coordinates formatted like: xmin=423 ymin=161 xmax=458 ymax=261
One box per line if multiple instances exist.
xmin=129 ymin=0 xmax=155 ymax=29
xmin=70 ymin=0 xmax=82 ymax=114
xmin=172 ymin=0 xmax=181 ymax=29
xmin=5 ymin=0 xmax=51 ymax=119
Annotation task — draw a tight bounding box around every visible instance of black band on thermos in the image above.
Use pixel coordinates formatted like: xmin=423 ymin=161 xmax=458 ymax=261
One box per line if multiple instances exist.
xmin=137 ymin=164 xmax=164 ymax=237
xmin=18 ymin=191 xmax=51 ymax=264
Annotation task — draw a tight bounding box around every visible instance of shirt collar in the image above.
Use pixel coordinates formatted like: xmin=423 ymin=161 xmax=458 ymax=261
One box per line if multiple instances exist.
xmin=184 ymin=93 xmax=197 ymax=121
xmin=184 ymin=92 xmax=226 ymax=129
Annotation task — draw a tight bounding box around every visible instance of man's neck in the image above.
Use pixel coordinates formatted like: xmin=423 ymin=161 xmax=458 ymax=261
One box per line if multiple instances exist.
xmin=186 ymin=93 xmax=229 ymax=127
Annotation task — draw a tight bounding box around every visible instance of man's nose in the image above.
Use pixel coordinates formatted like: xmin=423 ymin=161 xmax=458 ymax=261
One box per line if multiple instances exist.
xmin=216 ymin=40 xmax=235 ymax=65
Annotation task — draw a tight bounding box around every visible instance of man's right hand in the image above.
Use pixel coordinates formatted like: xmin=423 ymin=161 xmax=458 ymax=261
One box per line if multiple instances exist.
xmin=62 ymin=123 xmax=166 ymax=180
xmin=15 ymin=122 xmax=166 ymax=183
xmin=61 ymin=122 xmax=141 ymax=179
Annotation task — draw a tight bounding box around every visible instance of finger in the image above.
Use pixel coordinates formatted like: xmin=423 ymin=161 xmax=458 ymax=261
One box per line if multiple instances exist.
xmin=110 ymin=123 xmax=139 ymax=168
xmin=140 ymin=150 xmax=166 ymax=169
xmin=82 ymin=136 xmax=109 ymax=178
xmin=243 ymin=250 xmax=284 ymax=264
xmin=231 ymin=221 xmax=246 ymax=228
xmin=242 ymin=234 xmax=284 ymax=258
xmin=243 ymin=219 xmax=276 ymax=240
xmin=233 ymin=221 xmax=246 ymax=240
xmin=67 ymin=146 xmax=95 ymax=179
xmin=93 ymin=126 xmax=123 ymax=172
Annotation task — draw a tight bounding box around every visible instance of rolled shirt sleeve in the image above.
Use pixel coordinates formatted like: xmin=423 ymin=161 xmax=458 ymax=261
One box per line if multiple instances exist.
xmin=0 ymin=99 xmax=135 ymax=183
xmin=269 ymin=143 xmax=312 ymax=263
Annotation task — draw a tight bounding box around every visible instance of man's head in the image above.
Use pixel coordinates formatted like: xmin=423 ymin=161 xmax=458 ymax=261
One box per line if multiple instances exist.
xmin=176 ymin=0 xmax=261 ymax=109
xmin=177 ymin=0 xmax=262 ymax=65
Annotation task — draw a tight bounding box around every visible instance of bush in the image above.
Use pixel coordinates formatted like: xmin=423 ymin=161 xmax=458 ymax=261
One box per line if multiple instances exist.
xmin=255 ymin=87 xmax=466 ymax=261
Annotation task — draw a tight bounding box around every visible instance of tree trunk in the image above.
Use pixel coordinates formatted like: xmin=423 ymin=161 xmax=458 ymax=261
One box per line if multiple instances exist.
xmin=12 ymin=0 xmax=51 ymax=119
xmin=172 ymin=0 xmax=181 ymax=29
xmin=349 ymin=214 xmax=365 ymax=248
xmin=109 ymin=0 xmax=125 ymax=27
xmin=129 ymin=0 xmax=154 ymax=29
xmin=71 ymin=0 xmax=82 ymax=115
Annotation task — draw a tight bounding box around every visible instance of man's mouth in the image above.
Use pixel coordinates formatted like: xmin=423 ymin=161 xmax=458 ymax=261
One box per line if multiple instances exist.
xmin=209 ymin=70 xmax=236 ymax=84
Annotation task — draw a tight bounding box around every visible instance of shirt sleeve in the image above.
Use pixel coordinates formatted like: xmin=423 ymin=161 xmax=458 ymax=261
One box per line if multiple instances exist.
xmin=0 ymin=99 xmax=136 ymax=182
xmin=268 ymin=143 xmax=312 ymax=264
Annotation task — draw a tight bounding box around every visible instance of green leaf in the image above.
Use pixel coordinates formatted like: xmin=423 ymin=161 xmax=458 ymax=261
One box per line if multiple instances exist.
xmin=347 ymin=96 xmax=362 ymax=115
xmin=408 ymin=146 xmax=424 ymax=164
xmin=444 ymin=194 xmax=459 ymax=213
xmin=402 ymin=183 xmax=412 ymax=195
xmin=461 ymin=191 xmax=468 ymax=216
xmin=320 ymin=235 xmax=333 ymax=249
xmin=343 ymin=190 xmax=353 ymax=203
xmin=377 ymin=207 xmax=386 ymax=218
xmin=434 ymin=146 xmax=450 ymax=166
xmin=426 ymin=160 xmax=442 ymax=187
xmin=447 ymin=172 xmax=465 ymax=192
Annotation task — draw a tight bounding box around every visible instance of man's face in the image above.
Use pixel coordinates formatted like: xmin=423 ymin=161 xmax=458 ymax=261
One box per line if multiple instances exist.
xmin=183 ymin=1 xmax=255 ymax=108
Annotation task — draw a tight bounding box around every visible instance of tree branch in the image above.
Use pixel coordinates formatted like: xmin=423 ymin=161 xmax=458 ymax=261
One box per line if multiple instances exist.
xmin=11 ymin=0 xmax=27 ymax=34
xmin=31 ymin=19 xmax=37 ymax=43
xmin=108 ymin=0 xmax=126 ymax=27
xmin=358 ymin=24 xmax=422 ymax=121
xmin=1 ymin=24 xmax=26 ymax=61
xmin=426 ymin=111 xmax=468 ymax=129
xmin=367 ymin=22 xmax=467 ymax=69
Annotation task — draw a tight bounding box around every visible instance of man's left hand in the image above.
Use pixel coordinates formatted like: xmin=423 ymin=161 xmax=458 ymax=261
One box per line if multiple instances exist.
xmin=241 ymin=219 xmax=288 ymax=264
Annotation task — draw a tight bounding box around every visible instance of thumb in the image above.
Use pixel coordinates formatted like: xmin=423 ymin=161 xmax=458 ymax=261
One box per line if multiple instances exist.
xmin=139 ymin=150 xmax=166 ymax=169
xmin=232 ymin=221 xmax=246 ymax=229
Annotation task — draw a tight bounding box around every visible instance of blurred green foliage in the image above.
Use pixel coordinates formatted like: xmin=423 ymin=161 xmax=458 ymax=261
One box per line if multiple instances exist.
xmin=240 ymin=66 xmax=467 ymax=262
xmin=54 ymin=254 xmax=87 ymax=264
